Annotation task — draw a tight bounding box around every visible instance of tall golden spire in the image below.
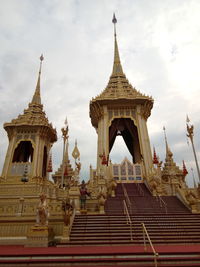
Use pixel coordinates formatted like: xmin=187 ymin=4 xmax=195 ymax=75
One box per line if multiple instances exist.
xmin=112 ymin=13 xmax=123 ymax=76
xmin=90 ymin=14 xmax=154 ymax=128
xmin=31 ymin=54 xmax=44 ymax=105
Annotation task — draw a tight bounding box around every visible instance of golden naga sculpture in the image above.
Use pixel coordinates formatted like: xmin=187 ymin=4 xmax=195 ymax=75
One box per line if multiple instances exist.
xmin=185 ymin=189 xmax=198 ymax=206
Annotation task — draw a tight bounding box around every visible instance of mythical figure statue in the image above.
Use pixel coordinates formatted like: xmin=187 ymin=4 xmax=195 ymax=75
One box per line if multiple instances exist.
xmin=148 ymin=167 xmax=164 ymax=195
xmin=107 ymin=178 xmax=117 ymax=197
xmin=36 ymin=194 xmax=49 ymax=226
xmin=75 ymin=161 xmax=81 ymax=174
xmin=62 ymin=198 xmax=74 ymax=226
xmin=185 ymin=189 xmax=198 ymax=206
xmin=80 ymin=180 xmax=90 ymax=210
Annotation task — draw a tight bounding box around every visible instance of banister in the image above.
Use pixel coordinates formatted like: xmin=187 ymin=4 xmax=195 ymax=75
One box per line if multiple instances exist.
xmin=141 ymin=222 xmax=159 ymax=267
xmin=123 ymin=200 xmax=133 ymax=241
xmin=122 ymin=183 xmax=132 ymax=211
xmin=136 ymin=183 xmax=144 ymax=196
xmin=159 ymin=196 xmax=167 ymax=214
xmin=69 ymin=208 xmax=76 ymax=235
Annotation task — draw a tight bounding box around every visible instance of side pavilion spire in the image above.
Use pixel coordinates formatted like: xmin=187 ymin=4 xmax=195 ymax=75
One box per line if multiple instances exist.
xmin=31 ymin=54 xmax=44 ymax=105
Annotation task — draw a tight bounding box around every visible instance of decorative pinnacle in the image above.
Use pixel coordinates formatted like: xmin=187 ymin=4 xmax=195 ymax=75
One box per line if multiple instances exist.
xmin=31 ymin=54 xmax=44 ymax=105
xmin=163 ymin=126 xmax=172 ymax=158
xmin=39 ymin=54 xmax=44 ymax=73
xmin=112 ymin=13 xmax=117 ymax=36
xmin=72 ymin=139 xmax=80 ymax=160
xmin=61 ymin=117 xmax=69 ymax=141
xmin=186 ymin=114 xmax=194 ymax=141
xmin=111 ymin=13 xmax=123 ymax=76
xmin=64 ymin=116 xmax=68 ymax=128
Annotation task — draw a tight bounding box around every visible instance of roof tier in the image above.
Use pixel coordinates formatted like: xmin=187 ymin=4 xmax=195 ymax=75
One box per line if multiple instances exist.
xmin=90 ymin=15 xmax=153 ymax=128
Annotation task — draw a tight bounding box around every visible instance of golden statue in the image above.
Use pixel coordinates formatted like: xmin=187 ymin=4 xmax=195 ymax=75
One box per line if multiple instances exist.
xmin=36 ymin=194 xmax=49 ymax=226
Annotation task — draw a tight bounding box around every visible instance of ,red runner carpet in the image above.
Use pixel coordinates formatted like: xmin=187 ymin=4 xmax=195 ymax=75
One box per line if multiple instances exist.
xmin=0 ymin=244 xmax=200 ymax=256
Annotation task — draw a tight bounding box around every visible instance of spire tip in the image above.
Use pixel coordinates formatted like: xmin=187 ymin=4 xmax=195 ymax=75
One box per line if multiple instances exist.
xmin=112 ymin=13 xmax=117 ymax=24
xmin=40 ymin=54 xmax=44 ymax=61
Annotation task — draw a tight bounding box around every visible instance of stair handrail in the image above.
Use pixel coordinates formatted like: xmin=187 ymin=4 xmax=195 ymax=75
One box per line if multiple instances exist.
xmin=122 ymin=183 xmax=132 ymax=210
xmin=141 ymin=222 xmax=159 ymax=267
xmin=123 ymin=199 xmax=133 ymax=241
xmin=159 ymin=196 xmax=167 ymax=214
xmin=136 ymin=183 xmax=144 ymax=196
xmin=69 ymin=207 xmax=76 ymax=235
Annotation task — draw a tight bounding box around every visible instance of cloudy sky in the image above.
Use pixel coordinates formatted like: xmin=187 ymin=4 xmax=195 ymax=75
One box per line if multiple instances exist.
xmin=0 ymin=0 xmax=200 ymax=186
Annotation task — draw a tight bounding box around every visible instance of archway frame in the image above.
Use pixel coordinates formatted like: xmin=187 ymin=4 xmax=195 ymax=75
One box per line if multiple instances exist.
xmin=108 ymin=116 xmax=142 ymax=164
xmin=12 ymin=139 xmax=35 ymax=163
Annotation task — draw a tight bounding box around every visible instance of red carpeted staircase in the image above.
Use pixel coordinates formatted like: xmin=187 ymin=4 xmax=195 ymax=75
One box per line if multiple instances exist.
xmin=69 ymin=213 xmax=200 ymax=245
xmin=105 ymin=183 xmax=189 ymax=214
xmin=1 ymin=244 xmax=200 ymax=266
xmin=1 ymin=182 xmax=200 ymax=266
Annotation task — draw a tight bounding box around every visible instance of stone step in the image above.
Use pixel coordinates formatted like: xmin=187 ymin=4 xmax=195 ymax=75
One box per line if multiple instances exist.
xmin=2 ymin=254 xmax=200 ymax=267
xmin=71 ymin=229 xmax=200 ymax=236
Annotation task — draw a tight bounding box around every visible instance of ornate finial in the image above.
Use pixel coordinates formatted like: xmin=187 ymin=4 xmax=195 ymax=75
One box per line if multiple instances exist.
xmin=61 ymin=119 xmax=69 ymax=142
xmin=64 ymin=116 xmax=69 ymax=130
xmin=163 ymin=126 xmax=167 ymax=147
xmin=40 ymin=54 xmax=44 ymax=61
xmin=111 ymin=13 xmax=123 ymax=76
xmin=31 ymin=54 xmax=44 ymax=105
xmin=186 ymin=115 xmax=194 ymax=141
xmin=112 ymin=13 xmax=117 ymax=36
xmin=153 ymin=146 xmax=159 ymax=165
xmin=72 ymin=140 xmax=80 ymax=160
xmin=163 ymin=126 xmax=173 ymax=158
xmin=39 ymin=54 xmax=44 ymax=73
xmin=186 ymin=114 xmax=190 ymax=124
xmin=182 ymin=160 xmax=188 ymax=176
xmin=61 ymin=118 xmax=69 ymax=188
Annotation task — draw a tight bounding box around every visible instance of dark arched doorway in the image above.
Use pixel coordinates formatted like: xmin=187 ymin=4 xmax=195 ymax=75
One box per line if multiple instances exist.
xmin=109 ymin=118 xmax=141 ymax=163
xmin=12 ymin=141 xmax=34 ymax=163
xmin=42 ymin=146 xmax=47 ymax=178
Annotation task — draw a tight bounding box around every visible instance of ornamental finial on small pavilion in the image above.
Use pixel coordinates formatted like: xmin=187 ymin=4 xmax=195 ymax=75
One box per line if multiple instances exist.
xmin=31 ymin=54 xmax=44 ymax=105
xmin=163 ymin=126 xmax=173 ymax=159
xmin=182 ymin=160 xmax=188 ymax=176
xmin=153 ymin=146 xmax=159 ymax=165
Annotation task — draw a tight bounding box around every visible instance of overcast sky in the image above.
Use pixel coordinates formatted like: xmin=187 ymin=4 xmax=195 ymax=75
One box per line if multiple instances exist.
xmin=0 ymin=0 xmax=200 ymax=186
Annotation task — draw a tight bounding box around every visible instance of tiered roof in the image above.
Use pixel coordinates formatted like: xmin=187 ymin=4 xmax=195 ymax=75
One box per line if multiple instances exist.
xmin=4 ymin=55 xmax=57 ymax=142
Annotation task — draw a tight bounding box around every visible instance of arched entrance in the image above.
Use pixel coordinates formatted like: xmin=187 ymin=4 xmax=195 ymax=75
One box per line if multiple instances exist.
xmin=42 ymin=146 xmax=47 ymax=178
xmin=12 ymin=141 xmax=34 ymax=163
xmin=109 ymin=118 xmax=141 ymax=163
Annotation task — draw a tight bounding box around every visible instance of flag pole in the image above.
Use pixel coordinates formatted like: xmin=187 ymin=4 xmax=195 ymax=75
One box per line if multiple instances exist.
xmin=186 ymin=116 xmax=200 ymax=183
xmin=61 ymin=118 xmax=68 ymax=188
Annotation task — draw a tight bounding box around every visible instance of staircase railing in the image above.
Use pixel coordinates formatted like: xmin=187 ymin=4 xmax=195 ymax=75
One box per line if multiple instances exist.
xmin=123 ymin=200 xmax=133 ymax=241
xmin=136 ymin=183 xmax=144 ymax=196
xmin=141 ymin=222 xmax=159 ymax=267
xmin=159 ymin=196 xmax=167 ymax=214
xmin=122 ymin=183 xmax=132 ymax=212
xmin=69 ymin=208 xmax=76 ymax=235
